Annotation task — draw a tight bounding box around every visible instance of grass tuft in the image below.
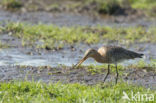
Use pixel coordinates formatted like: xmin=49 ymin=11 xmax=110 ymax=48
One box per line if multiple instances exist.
xmin=76 ymin=60 xmax=156 ymax=74
xmin=129 ymin=0 xmax=156 ymax=16
xmin=95 ymin=0 xmax=123 ymax=15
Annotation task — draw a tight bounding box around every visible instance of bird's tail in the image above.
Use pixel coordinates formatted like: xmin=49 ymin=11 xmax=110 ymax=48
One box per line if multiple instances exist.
xmin=128 ymin=51 xmax=144 ymax=59
xmin=138 ymin=53 xmax=144 ymax=58
xmin=125 ymin=49 xmax=144 ymax=59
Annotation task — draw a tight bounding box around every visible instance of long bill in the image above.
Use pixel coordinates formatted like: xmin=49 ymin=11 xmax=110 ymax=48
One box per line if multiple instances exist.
xmin=75 ymin=56 xmax=88 ymax=68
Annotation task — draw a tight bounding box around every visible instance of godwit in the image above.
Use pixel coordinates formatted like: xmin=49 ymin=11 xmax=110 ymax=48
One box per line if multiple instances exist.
xmin=75 ymin=46 xmax=144 ymax=84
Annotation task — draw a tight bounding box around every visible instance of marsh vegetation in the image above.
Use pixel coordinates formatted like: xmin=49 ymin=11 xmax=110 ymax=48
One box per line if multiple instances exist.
xmin=1 ymin=22 xmax=155 ymax=50
xmin=0 ymin=0 xmax=156 ymax=16
xmin=0 ymin=0 xmax=155 ymax=103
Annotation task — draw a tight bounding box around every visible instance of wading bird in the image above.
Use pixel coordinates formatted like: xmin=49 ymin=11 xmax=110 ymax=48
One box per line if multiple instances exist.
xmin=75 ymin=46 xmax=144 ymax=84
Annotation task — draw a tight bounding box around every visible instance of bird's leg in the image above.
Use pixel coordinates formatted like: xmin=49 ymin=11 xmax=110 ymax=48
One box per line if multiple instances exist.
xmin=103 ymin=64 xmax=110 ymax=83
xmin=115 ymin=64 xmax=119 ymax=84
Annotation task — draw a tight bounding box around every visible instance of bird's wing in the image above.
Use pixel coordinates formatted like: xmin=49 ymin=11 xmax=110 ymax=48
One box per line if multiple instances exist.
xmin=98 ymin=46 xmax=143 ymax=63
xmin=108 ymin=46 xmax=143 ymax=61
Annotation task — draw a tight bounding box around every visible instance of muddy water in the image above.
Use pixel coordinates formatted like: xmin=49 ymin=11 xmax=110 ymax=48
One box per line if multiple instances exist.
xmin=0 ymin=48 xmax=80 ymax=67
xmin=0 ymin=43 xmax=155 ymax=67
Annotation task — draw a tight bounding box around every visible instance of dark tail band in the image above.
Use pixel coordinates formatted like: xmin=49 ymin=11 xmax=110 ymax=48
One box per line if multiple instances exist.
xmin=139 ymin=53 xmax=144 ymax=58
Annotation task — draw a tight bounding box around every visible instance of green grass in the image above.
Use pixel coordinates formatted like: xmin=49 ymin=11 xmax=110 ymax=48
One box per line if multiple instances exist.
xmin=0 ymin=0 xmax=156 ymax=17
xmin=0 ymin=81 xmax=155 ymax=103
xmin=1 ymin=0 xmax=156 ymax=16
xmin=76 ymin=59 xmax=156 ymax=75
xmin=83 ymin=0 xmax=124 ymax=15
xmin=0 ymin=0 xmax=23 ymax=11
xmin=127 ymin=59 xmax=156 ymax=70
xmin=62 ymin=0 xmax=124 ymax=15
xmin=67 ymin=0 xmax=156 ymax=16
xmin=129 ymin=0 xmax=156 ymax=16
xmin=1 ymin=22 xmax=156 ymax=49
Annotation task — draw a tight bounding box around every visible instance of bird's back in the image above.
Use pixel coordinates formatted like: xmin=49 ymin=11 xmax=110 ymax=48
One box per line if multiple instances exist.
xmin=98 ymin=46 xmax=143 ymax=63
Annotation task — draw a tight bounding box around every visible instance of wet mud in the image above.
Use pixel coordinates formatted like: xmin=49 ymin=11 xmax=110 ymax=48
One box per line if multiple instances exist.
xmin=0 ymin=65 xmax=155 ymax=89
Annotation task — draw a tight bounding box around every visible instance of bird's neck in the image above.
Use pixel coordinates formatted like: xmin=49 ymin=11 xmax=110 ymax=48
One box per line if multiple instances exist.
xmin=92 ymin=51 xmax=105 ymax=63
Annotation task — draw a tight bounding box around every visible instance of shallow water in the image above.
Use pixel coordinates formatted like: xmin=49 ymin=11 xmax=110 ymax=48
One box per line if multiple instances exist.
xmin=0 ymin=47 xmax=93 ymax=67
xmin=0 ymin=43 xmax=155 ymax=67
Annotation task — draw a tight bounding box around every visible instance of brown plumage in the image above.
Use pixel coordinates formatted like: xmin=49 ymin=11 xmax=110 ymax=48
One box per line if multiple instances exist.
xmin=75 ymin=46 xmax=144 ymax=84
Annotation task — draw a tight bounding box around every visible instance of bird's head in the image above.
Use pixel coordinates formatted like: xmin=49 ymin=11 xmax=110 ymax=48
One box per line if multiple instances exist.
xmin=75 ymin=48 xmax=97 ymax=67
